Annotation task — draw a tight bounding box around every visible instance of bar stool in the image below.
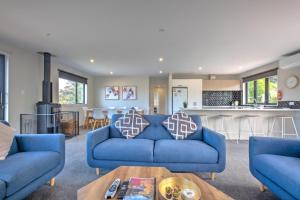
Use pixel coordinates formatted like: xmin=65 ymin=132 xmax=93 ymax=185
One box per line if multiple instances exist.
xmin=199 ymin=114 xmax=209 ymax=127
xmin=236 ymin=115 xmax=260 ymax=143
xmin=269 ymin=115 xmax=299 ymax=138
xmin=212 ymin=114 xmax=233 ymax=139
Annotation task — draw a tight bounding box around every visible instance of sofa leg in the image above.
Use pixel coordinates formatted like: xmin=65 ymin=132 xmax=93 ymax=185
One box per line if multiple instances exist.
xmin=209 ymin=172 xmax=216 ymax=180
xmin=260 ymin=184 xmax=267 ymax=192
xmin=96 ymin=168 xmax=100 ymax=176
xmin=49 ymin=178 xmax=55 ymax=187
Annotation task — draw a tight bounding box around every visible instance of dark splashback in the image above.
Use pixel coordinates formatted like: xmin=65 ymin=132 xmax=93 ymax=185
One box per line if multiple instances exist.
xmin=203 ymin=91 xmax=242 ymax=106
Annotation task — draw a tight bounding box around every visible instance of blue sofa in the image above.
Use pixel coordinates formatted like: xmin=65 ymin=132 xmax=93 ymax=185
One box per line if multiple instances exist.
xmin=87 ymin=114 xmax=226 ymax=175
xmin=249 ymin=136 xmax=300 ymax=200
xmin=0 ymin=133 xmax=65 ymax=200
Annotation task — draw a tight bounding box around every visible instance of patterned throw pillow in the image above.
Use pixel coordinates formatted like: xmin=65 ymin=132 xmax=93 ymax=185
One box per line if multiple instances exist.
xmin=162 ymin=111 xmax=198 ymax=140
xmin=115 ymin=109 xmax=150 ymax=139
xmin=0 ymin=122 xmax=15 ymax=160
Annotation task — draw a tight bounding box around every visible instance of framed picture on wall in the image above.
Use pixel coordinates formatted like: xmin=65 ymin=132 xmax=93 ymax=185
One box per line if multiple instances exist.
xmin=122 ymin=86 xmax=137 ymax=100
xmin=105 ymin=86 xmax=120 ymax=100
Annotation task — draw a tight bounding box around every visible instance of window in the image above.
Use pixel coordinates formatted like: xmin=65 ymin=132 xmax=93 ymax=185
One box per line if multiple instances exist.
xmin=58 ymin=70 xmax=87 ymax=104
xmin=243 ymin=69 xmax=278 ymax=105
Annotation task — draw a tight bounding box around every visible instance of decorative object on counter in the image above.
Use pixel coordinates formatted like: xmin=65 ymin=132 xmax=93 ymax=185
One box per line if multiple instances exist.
xmin=105 ymin=86 xmax=120 ymax=100
xmin=122 ymin=86 xmax=137 ymax=100
xmin=158 ymin=177 xmax=201 ymax=200
xmin=285 ymin=75 xmax=298 ymax=89
xmin=203 ymin=91 xmax=241 ymax=106
xmin=183 ymin=101 xmax=188 ymax=108
xmin=278 ymin=101 xmax=300 ymax=109
xmin=162 ymin=111 xmax=197 ymax=140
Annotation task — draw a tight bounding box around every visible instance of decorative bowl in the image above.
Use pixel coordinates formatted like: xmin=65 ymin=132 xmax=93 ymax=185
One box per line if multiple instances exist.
xmin=158 ymin=177 xmax=201 ymax=200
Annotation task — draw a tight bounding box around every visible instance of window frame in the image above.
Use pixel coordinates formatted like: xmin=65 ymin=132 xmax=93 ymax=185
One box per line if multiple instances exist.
xmin=58 ymin=70 xmax=88 ymax=105
xmin=243 ymin=69 xmax=278 ymax=105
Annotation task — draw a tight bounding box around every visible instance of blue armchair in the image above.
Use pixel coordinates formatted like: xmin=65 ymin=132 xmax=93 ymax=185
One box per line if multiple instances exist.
xmin=0 ymin=134 xmax=65 ymax=200
xmin=249 ymin=136 xmax=300 ymax=200
xmin=87 ymin=114 xmax=226 ymax=179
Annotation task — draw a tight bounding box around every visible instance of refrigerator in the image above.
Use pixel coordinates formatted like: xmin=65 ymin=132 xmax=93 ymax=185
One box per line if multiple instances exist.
xmin=172 ymin=87 xmax=188 ymax=114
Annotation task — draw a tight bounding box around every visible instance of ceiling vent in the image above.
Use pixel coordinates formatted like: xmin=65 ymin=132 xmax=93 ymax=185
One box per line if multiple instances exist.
xmin=279 ymin=50 xmax=300 ymax=69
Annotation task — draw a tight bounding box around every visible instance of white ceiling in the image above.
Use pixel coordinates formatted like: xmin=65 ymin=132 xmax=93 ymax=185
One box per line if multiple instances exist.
xmin=0 ymin=0 xmax=300 ymax=76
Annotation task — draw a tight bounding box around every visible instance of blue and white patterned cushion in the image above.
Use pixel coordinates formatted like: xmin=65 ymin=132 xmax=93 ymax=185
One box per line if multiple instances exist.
xmin=115 ymin=109 xmax=150 ymax=139
xmin=162 ymin=111 xmax=197 ymax=140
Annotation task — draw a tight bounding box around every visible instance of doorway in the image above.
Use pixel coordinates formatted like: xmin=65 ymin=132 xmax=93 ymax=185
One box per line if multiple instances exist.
xmin=0 ymin=54 xmax=5 ymax=120
xmin=152 ymin=86 xmax=167 ymax=114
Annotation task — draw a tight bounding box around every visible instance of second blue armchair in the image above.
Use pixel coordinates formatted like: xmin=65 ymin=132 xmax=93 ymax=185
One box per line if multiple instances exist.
xmin=249 ymin=136 xmax=300 ymax=200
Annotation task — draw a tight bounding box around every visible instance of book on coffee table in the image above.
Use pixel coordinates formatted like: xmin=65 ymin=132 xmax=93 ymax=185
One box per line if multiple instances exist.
xmin=123 ymin=177 xmax=155 ymax=200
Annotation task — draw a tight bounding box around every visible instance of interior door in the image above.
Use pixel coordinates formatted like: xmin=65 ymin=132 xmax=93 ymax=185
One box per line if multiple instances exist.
xmin=172 ymin=87 xmax=188 ymax=114
xmin=0 ymin=54 xmax=5 ymax=120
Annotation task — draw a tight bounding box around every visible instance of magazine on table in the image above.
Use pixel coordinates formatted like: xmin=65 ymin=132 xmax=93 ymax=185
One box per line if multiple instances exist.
xmin=123 ymin=177 xmax=156 ymax=200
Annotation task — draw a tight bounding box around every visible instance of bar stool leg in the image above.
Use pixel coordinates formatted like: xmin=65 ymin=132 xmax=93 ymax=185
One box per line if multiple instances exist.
xmin=291 ymin=117 xmax=299 ymax=138
xmin=270 ymin=117 xmax=276 ymax=137
xmin=237 ymin=118 xmax=241 ymax=144
xmin=248 ymin=117 xmax=254 ymax=136
xmin=281 ymin=117 xmax=285 ymax=138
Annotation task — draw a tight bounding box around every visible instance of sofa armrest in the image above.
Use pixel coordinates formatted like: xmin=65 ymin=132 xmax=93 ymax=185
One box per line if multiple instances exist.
xmin=202 ymin=127 xmax=226 ymax=171
xmin=249 ymin=136 xmax=300 ymax=157
xmin=86 ymin=126 xmax=110 ymax=149
xmin=15 ymin=134 xmax=65 ymax=154
xmin=0 ymin=180 xmax=5 ymax=200
xmin=86 ymin=126 xmax=110 ymax=166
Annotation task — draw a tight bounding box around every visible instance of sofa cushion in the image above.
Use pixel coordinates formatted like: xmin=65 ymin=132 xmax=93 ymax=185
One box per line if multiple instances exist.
xmin=0 ymin=151 xmax=60 ymax=196
xmin=0 ymin=122 xmax=15 ymax=160
xmin=162 ymin=111 xmax=197 ymax=140
xmin=93 ymin=138 xmax=154 ymax=162
xmin=254 ymin=154 xmax=300 ymax=199
xmin=154 ymin=139 xmax=218 ymax=163
xmin=114 ymin=109 xmax=150 ymax=139
xmin=110 ymin=114 xmax=203 ymax=140
xmin=0 ymin=180 xmax=5 ymax=200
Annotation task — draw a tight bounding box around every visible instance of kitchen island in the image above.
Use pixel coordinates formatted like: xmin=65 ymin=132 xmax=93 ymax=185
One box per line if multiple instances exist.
xmin=184 ymin=106 xmax=300 ymax=140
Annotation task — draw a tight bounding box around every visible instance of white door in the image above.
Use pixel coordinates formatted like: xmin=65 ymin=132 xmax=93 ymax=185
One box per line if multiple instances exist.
xmin=172 ymin=87 xmax=188 ymax=114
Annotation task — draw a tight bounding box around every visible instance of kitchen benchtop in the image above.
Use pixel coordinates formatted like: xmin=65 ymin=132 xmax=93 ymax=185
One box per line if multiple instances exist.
xmin=183 ymin=106 xmax=300 ymax=111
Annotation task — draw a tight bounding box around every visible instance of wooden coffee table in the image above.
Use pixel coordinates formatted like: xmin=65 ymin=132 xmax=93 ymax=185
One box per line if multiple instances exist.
xmin=77 ymin=166 xmax=233 ymax=200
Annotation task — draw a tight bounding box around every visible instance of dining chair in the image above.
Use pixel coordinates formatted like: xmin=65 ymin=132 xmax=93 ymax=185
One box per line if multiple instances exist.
xmin=92 ymin=108 xmax=107 ymax=130
xmin=82 ymin=107 xmax=94 ymax=129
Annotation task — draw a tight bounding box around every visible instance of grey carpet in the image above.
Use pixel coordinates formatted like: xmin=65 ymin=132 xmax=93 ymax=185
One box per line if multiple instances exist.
xmin=26 ymin=131 xmax=278 ymax=200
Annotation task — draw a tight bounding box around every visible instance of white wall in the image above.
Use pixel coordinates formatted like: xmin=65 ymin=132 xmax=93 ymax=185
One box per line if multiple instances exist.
xmin=94 ymin=76 xmax=150 ymax=113
xmin=278 ymin=67 xmax=300 ymax=101
xmin=0 ymin=41 xmax=41 ymax=129
xmin=0 ymin=41 xmax=94 ymax=129
xmin=171 ymin=78 xmax=203 ymax=109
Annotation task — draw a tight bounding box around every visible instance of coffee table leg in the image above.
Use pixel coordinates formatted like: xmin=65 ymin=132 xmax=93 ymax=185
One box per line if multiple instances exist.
xmin=96 ymin=168 xmax=101 ymax=176
xmin=209 ymin=172 xmax=216 ymax=180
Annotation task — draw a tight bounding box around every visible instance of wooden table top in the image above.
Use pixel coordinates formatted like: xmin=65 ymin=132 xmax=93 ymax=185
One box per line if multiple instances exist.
xmin=77 ymin=166 xmax=233 ymax=200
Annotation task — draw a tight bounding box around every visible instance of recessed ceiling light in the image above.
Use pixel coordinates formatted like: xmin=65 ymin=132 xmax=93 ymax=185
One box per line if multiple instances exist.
xmin=198 ymin=66 xmax=203 ymax=70
xmin=90 ymin=59 xmax=94 ymax=63
xmin=159 ymin=70 xmax=163 ymax=74
xmin=159 ymin=57 xmax=164 ymax=62
xmin=110 ymin=71 xmax=114 ymax=75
